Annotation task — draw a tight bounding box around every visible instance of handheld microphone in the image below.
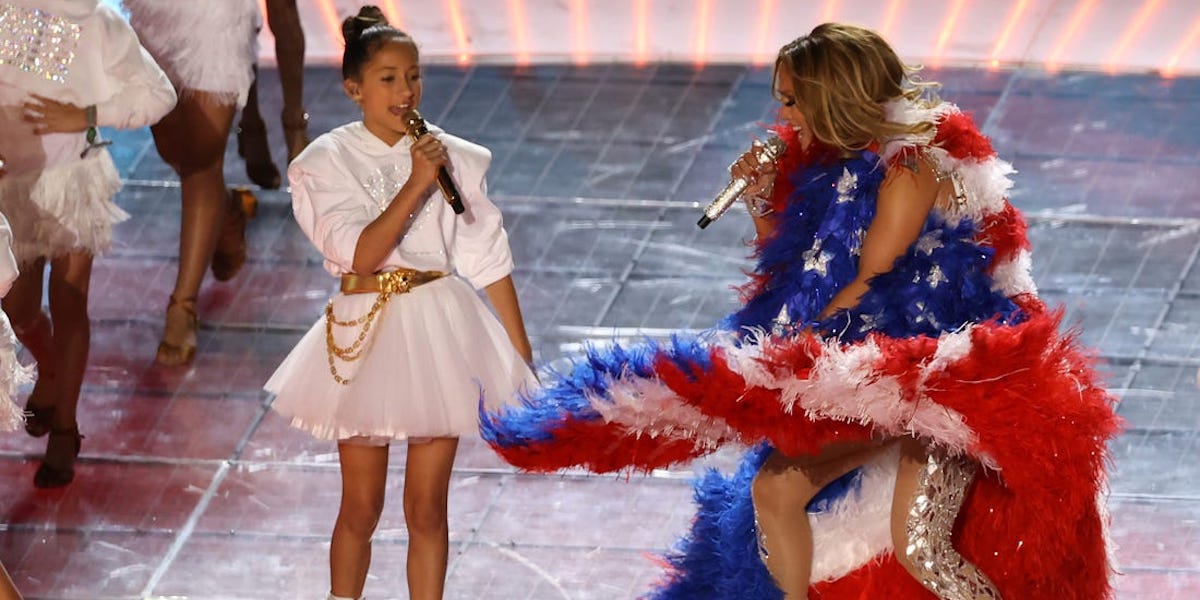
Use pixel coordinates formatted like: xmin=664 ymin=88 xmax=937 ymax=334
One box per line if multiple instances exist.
xmin=403 ymin=109 xmax=466 ymax=215
xmin=697 ymin=136 xmax=786 ymax=229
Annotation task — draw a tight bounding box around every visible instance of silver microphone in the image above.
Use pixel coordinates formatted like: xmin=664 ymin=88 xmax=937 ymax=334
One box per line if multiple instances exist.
xmin=697 ymin=136 xmax=787 ymax=229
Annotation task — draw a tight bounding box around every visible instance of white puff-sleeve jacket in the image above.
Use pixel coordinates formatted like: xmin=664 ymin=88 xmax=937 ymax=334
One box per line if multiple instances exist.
xmin=288 ymin=121 xmax=515 ymax=290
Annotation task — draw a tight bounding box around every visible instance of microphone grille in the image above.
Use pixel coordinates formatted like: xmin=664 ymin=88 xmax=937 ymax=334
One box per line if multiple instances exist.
xmin=403 ymin=109 xmax=425 ymax=133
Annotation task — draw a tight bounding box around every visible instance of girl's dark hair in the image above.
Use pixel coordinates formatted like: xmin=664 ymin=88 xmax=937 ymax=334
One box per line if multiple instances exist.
xmin=341 ymin=5 xmax=414 ymax=79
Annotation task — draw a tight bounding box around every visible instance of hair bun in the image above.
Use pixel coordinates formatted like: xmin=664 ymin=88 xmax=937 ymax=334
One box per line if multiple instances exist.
xmin=341 ymin=5 xmax=389 ymax=42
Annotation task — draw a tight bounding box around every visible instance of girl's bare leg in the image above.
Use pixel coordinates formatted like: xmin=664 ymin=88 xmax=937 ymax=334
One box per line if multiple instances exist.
xmin=330 ymin=442 xmax=389 ymax=598
xmin=403 ymin=437 xmax=458 ymax=600
xmin=751 ymin=440 xmax=893 ymax=598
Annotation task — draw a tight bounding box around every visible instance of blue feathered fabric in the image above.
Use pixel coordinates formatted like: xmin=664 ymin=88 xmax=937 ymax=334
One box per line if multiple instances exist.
xmin=654 ymin=150 xmax=1025 ymax=599
xmin=479 ymin=334 xmax=714 ymax=449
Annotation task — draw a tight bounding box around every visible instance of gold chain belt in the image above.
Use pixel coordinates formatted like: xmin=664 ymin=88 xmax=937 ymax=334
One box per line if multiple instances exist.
xmin=325 ymin=269 xmax=447 ymax=385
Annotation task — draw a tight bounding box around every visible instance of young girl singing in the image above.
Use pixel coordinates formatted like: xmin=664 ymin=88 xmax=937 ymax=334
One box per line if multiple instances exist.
xmin=264 ymin=7 xmax=535 ymax=599
xmin=0 ymin=0 xmax=176 ymax=488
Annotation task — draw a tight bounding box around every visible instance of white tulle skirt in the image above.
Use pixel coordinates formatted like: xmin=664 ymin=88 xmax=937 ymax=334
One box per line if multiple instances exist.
xmin=122 ymin=0 xmax=258 ymax=107
xmin=0 ymin=311 xmax=32 ymax=433
xmin=266 ymin=276 xmax=536 ymax=442
xmin=0 ymin=150 xmax=127 ymax=264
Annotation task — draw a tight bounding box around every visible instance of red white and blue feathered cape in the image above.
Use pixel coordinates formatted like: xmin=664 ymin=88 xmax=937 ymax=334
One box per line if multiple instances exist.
xmin=482 ymin=99 xmax=1120 ymax=599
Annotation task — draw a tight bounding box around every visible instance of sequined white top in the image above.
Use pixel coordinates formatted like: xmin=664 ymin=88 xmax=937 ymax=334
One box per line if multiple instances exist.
xmin=0 ymin=0 xmax=176 ymax=175
xmin=288 ymin=121 xmax=515 ymax=290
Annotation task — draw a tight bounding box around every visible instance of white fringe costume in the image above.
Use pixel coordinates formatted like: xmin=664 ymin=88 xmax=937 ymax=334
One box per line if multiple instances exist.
xmin=0 ymin=0 xmax=177 ymax=264
xmin=122 ymin=0 xmax=259 ymax=108
xmin=0 ymin=213 xmax=32 ymax=432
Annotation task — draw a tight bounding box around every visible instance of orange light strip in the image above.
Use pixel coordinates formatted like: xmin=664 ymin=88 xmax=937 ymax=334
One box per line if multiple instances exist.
xmin=932 ymin=0 xmax=966 ymax=68
xmin=822 ymin=0 xmax=839 ymax=23
xmin=989 ymin=0 xmax=1029 ymax=69
xmin=694 ymin=0 xmax=712 ymax=66
xmin=314 ymin=0 xmax=343 ymax=49
xmin=1045 ymin=0 xmax=1097 ymax=72
xmin=754 ymin=0 xmax=777 ymax=66
xmin=880 ymin=0 xmax=903 ymax=38
xmin=1104 ymin=0 xmax=1162 ymax=74
xmin=508 ymin=0 xmax=531 ymax=65
xmin=634 ymin=0 xmax=649 ymax=67
xmin=570 ymin=0 xmax=589 ymax=65
xmin=1163 ymin=14 xmax=1200 ymax=78
xmin=381 ymin=0 xmax=405 ymax=30
xmin=446 ymin=0 xmax=471 ymax=65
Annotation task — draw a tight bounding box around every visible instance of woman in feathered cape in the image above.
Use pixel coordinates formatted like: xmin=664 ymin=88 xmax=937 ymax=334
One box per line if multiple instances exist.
xmin=483 ymin=23 xmax=1119 ymax=599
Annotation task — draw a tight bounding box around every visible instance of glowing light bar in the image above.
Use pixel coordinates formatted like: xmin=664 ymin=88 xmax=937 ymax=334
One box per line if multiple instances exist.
xmin=754 ymin=0 xmax=777 ymax=66
xmin=1163 ymin=14 xmax=1200 ymax=78
xmin=634 ymin=0 xmax=649 ymax=67
xmin=508 ymin=0 xmax=531 ymax=65
xmin=1104 ymin=0 xmax=1162 ymax=74
xmin=880 ymin=0 xmax=903 ymax=38
xmin=570 ymin=0 xmax=588 ymax=65
xmin=694 ymin=0 xmax=712 ymax=66
xmin=446 ymin=0 xmax=471 ymax=65
xmin=381 ymin=0 xmax=404 ymax=30
xmin=932 ymin=0 xmax=966 ymax=68
xmin=314 ymin=0 xmax=343 ymax=49
xmin=1046 ymin=0 xmax=1098 ymax=72
xmin=822 ymin=0 xmax=838 ymax=23
xmin=989 ymin=0 xmax=1029 ymax=69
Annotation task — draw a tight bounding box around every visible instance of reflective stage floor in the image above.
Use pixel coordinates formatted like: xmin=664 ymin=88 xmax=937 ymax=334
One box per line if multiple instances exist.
xmin=1 ymin=63 xmax=1199 ymax=599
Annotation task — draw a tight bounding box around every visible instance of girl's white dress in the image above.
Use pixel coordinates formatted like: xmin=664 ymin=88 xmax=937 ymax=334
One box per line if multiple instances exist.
xmin=121 ymin=0 xmax=258 ymax=107
xmin=265 ymin=122 xmax=536 ymax=441
xmin=0 ymin=0 xmax=176 ymax=264
xmin=0 ymin=213 xmax=32 ymax=432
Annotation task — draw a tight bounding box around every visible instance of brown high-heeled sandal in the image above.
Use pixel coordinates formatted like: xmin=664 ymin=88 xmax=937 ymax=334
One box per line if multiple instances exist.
xmin=34 ymin=426 xmax=83 ymax=488
xmin=237 ymin=118 xmax=282 ymax=190
xmin=156 ymin=295 xmax=197 ymax=366
xmin=212 ymin=187 xmax=256 ymax=282
xmin=12 ymin=311 xmax=56 ymax=437
xmin=282 ymin=109 xmax=310 ymax=163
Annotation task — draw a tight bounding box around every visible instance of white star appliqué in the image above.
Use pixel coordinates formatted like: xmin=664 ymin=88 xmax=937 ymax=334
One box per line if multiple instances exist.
xmin=802 ymin=240 xmax=832 ymax=276
xmin=915 ymin=232 xmax=944 ymax=255
xmin=835 ymin=168 xmax=858 ymax=203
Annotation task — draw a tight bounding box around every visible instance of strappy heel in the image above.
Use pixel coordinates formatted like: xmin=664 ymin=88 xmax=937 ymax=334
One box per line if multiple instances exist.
xmin=156 ymin=295 xmax=197 ymax=366
xmin=282 ymin=109 xmax=310 ymax=163
xmin=33 ymin=426 xmax=83 ymax=489
xmin=236 ymin=118 xmax=281 ymax=189
xmin=212 ymin=187 xmax=256 ymax=282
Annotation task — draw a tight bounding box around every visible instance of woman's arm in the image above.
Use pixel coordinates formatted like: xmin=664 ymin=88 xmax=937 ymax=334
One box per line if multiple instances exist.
xmin=484 ymin=275 xmax=534 ymax=365
xmin=818 ymin=157 xmax=942 ymax=319
xmin=351 ymin=134 xmax=446 ymax=274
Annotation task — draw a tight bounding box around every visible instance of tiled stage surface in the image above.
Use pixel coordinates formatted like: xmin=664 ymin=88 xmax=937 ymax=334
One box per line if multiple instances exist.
xmin=2 ymin=63 xmax=1199 ymax=599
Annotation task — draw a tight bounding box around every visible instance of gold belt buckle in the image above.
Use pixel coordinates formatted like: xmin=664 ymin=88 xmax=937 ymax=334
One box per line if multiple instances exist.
xmin=390 ymin=271 xmax=412 ymax=294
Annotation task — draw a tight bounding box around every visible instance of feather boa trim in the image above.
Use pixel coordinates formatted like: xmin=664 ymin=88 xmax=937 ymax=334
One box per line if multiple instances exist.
xmin=0 ymin=150 xmax=127 ymax=264
xmin=0 ymin=312 xmax=33 ymax=432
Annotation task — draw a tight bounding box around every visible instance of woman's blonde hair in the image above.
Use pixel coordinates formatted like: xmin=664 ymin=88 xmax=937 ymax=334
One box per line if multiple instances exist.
xmin=774 ymin=23 xmax=939 ymax=151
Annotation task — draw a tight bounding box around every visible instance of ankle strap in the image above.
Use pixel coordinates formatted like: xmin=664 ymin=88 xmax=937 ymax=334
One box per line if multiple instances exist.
xmin=327 ymin=594 xmax=362 ymax=600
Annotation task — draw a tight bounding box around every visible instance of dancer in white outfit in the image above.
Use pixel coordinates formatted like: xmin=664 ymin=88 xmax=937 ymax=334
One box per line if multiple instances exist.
xmin=0 ymin=206 xmax=29 ymax=600
xmin=264 ymin=7 xmax=535 ymax=599
xmin=122 ymin=0 xmax=261 ymax=366
xmin=0 ymin=0 xmax=176 ymax=488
